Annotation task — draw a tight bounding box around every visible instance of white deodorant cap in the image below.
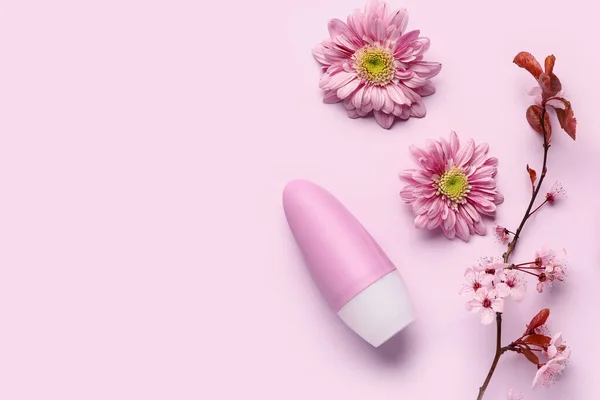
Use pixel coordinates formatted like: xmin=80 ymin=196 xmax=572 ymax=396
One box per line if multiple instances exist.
xmin=337 ymin=270 xmax=414 ymax=347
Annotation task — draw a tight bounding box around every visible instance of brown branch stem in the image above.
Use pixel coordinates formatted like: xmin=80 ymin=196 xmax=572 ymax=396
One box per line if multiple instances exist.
xmin=476 ymin=107 xmax=551 ymax=400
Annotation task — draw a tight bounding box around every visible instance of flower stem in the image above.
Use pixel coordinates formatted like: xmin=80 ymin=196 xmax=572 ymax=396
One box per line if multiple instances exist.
xmin=514 ymin=268 xmax=541 ymax=278
xmin=503 ymin=107 xmax=550 ymax=262
xmin=477 ymin=108 xmax=551 ymax=400
xmin=512 ymin=262 xmax=536 ymax=268
xmin=528 ymin=199 xmax=549 ymax=217
xmin=477 ymin=313 xmax=505 ymax=400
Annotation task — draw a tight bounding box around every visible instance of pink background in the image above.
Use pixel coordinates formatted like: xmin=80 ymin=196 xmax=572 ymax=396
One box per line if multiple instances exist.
xmin=0 ymin=0 xmax=598 ymax=398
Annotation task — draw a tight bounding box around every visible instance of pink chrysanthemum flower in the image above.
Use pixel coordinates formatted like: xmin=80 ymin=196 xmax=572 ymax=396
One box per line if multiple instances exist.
xmin=400 ymin=131 xmax=504 ymax=241
xmin=312 ymin=0 xmax=441 ymax=129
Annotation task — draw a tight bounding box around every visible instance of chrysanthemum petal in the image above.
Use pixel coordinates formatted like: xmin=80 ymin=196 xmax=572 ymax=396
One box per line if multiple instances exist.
xmin=442 ymin=224 xmax=456 ymax=239
xmin=414 ymin=213 xmax=428 ymax=229
xmin=393 ymin=30 xmax=420 ymax=54
xmin=346 ymin=108 xmax=360 ymax=119
xmin=313 ymin=45 xmax=330 ymax=65
xmin=409 ymin=144 xmax=427 ymax=163
xmin=382 ymin=92 xmax=395 ymax=113
xmin=415 ymin=80 xmax=436 ymax=97
xmin=326 ymin=72 xmax=356 ymax=91
xmin=409 ymin=100 xmax=426 ymax=118
xmin=399 ymin=187 xmax=416 ymax=202
xmin=328 ymin=18 xmax=350 ymax=37
xmin=494 ymin=191 xmax=504 ymax=204
xmin=373 ymin=110 xmax=395 ymax=129
xmin=347 ymin=10 xmax=366 ymax=39
xmin=469 ymin=142 xmax=490 ymax=169
xmin=399 ymin=169 xmax=417 ymax=182
xmin=410 ymin=61 xmax=442 ymax=79
xmin=399 ymin=105 xmax=411 ymax=119
xmin=469 ymin=165 xmax=498 ymax=180
xmin=371 ymin=86 xmax=385 ymax=111
xmin=343 ymin=98 xmax=355 ymax=110
xmin=328 ymin=19 xmax=360 ymax=51
xmin=444 ymin=209 xmax=456 ymax=230
xmin=352 ymin=85 xmax=366 ymax=109
xmin=357 ymin=106 xmax=370 ymax=117
xmin=337 ymin=78 xmax=360 ymax=99
xmin=323 ymin=90 xmax=341 ymax=104
xmin=403 ymin=74 xmax=428 ymax=89
xmin=474 ymin=219 xmax=487 ymax=235
xmin=389 ymin=8 xmax=408 ymax=33
xmin=386 ymin=84 xmax=410 ymax=105
xmin=464 ymin=202 xmax=482 ymax=221
xmin=455 ymin=214 xmax=470 ymax=242
xmin=412 ymin=170 xmax=433 ymax=184
xmin=395 ymin=69 xmax=415 ymax=80
xmin=469 ymin=196 xmax=497 ymax=215
xmin=319 ymin=73 xmax=332 ymax=89
xmin=426 ymin=214 xmax=442 ymax=229
xmin=455 ymin=138 xmax=475 ymax=167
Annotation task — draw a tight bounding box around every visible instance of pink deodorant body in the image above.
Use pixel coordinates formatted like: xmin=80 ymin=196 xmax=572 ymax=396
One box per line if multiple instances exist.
xmin=283 ymin=179 xmax=413 ymax=347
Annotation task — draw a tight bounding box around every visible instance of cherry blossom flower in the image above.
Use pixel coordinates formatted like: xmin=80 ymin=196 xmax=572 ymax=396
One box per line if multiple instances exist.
xmin=459 ymin=267 xmax=494 ymax=295
xmin=399 ymin=131 xmax=504 ymax=241
xmin=545 ymin=333 xmax=571 ymax=360
xmin=534 ymin=247 xmax=567 ymax=292
xmin=532 ymin=358 xmax=566 ymax=388
xmin=474 ymin=259 xmax=507 ymax=277
xmin=534 ymin=246 xmax=555 ymax=269
xmin=546 ymin=182 xmax=567 ymax=204
xmin=467 ymin=288 xmax=504 ymax=325
xmin=534 ymin=324 xmax=551 ymax=336
xmin=496 ymin=270 xmax=526 ymax=301
xmin=494 ymin=225 xmax=511 ymax=244
xmin=536 ymin=278 xmax=549 ymax=293
xmin=507 ymin=389 xmax=523 ymax=400
xmin=312 ymin=0 xmax=441 ymax=129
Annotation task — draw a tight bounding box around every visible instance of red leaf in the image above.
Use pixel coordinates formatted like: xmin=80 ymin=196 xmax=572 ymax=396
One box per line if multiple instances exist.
xmin=520 ymin=347 xmax=540 ymax=365
xmin=526 ymin=308 xmax=550 ymax=334
xmin=522 ymin=334 xmax=552 ymax=347
xmin=526 ymin=105 xmax=552 ymax=141
xmin=555 ymin=103 xmax=577 ymax=140
xmin=514 ymin=52 xmax=543 ymax=79
xmin=538 ymin=73 xmax=562 ymax=98
xmin=526 ymin=165 xmax=537 ymax=191
xmin=541 ymin=55 xmax=562 ymax=97
xmin=545 ymin=55 xmax=556 ymax=76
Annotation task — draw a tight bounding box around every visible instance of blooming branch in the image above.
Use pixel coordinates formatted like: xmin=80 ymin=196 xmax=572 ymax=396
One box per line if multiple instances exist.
xmin=460 ymin=52 xmax=576 ymax=400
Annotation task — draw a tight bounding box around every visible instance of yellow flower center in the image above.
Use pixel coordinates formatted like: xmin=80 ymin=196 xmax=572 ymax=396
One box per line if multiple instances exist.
xmin=436 ymin=167 xmax=470 ymax=208
xmin=354 ymin=45 xmax=395 ymax=86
